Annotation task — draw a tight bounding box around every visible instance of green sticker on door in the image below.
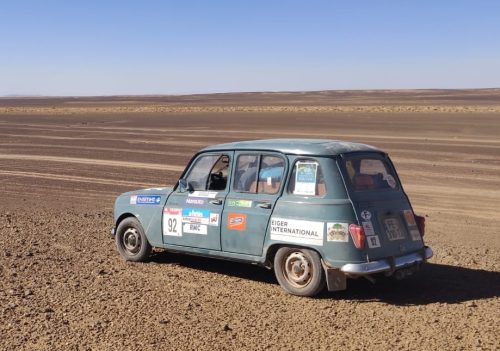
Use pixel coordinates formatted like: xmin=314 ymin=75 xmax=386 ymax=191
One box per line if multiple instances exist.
xmin=227 ymin=199 xmax=253 ymax=208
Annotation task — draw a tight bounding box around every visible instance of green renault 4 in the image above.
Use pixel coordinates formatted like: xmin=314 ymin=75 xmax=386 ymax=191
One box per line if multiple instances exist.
xmin=112 ymin=139 xmax=432 ymax=297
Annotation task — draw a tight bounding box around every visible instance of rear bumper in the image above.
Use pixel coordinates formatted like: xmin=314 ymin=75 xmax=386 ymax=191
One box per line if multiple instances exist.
xmin=340 ymin=246 xmax=433 ymax=275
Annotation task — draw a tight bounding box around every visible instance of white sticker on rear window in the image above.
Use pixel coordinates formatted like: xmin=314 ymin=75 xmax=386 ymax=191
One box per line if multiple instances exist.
xmin=327 ymin=223 xmax=349 ymax=242
xmin=294 ymin=162 xmax=318 ymax=196
xmin=360 ymin=159 xmax=387 ymax=176
xmin=384 ymin=174 xmax=396 ymax=189
xmin=367 ymin=235 xmax=381 ymax=248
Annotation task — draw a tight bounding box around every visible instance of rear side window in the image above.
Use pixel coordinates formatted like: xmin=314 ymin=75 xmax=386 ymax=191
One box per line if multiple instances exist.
xmin=234 ymin=154 xmax=285 ymax=194
xmin=288 ymin=159 xmax=327 ymax=197
xmin=344 ymin=156 xmax=398 ymax=191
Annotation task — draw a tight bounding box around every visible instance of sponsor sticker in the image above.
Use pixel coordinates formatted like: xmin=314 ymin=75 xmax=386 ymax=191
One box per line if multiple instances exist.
xmin=270 ymin=217 xmax=324 ymax=246
xmin=327 ymin=223 xmax=349 ymax=242
xmin=362 ymin=221 xmax=376 ymax=236
xmin=227 ymin=199 xmax=253 ymax=208
xmin=410 ymin=229 xmax=421 ymax=241
xmin=185 ymin=197 xmax=206 ymax=206
xmin=367 ymin=235 xmax=381 ymax=248
xmin=294 ymin=161 xmax=318 ymax=196
xmin=209 ymin=213 xmax=220 ymax=226
xmin=188 ymin=191 xmax=218 ymax=198
xmin=183 ymin=223 xmax=208 ymax=235
xmin=163 ymin=208 xmax=182 ymax=236
xmin=403 ymin=210 xmax=416 ymax=226
xmin=182 ymin=208 xmax=210 ymax=225
xmin=360 ymin=210 xmax=372 ymax=220
xmin=130 ymin=195 xmax=161 ymax=205
xmin=227 ymin=213 xmax=247 ymax=231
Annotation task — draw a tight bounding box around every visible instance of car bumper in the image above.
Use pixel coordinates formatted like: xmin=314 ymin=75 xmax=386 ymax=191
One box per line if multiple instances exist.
xmin=340 ymin=246 xmax=433 ymax=275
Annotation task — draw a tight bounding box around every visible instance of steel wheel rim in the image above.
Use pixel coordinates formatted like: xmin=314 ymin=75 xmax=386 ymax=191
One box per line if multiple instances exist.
xmin=122 ymin=227 xmax=141 ymax=255
xmin=283 ymin=251 xmax=312 ymax=288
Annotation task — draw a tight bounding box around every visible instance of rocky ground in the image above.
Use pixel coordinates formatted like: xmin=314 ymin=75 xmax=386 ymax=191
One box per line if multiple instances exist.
xmin=0 ymin=90 xmax=499 ymax=350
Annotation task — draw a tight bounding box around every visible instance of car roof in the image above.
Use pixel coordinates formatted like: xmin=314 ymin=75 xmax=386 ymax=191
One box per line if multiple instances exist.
xmin=201 ymin=139 xmax=382 ymax=156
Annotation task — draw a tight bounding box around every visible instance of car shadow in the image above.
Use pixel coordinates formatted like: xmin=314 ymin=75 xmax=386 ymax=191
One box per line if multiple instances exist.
xmin=149 ymin=250 xmax=277 ymax=285
xmin=329 ymin=263 xmax=500 ymax=305
xmin=149 ymin=251 xmax=499 ymax=305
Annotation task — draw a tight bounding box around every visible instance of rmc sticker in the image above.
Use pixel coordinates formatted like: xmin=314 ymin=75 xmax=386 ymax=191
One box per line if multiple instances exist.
xmin=163 ymin=208 xmax=182 ymax=236
xmin=183 ymin=223 xmax=208 ymax=235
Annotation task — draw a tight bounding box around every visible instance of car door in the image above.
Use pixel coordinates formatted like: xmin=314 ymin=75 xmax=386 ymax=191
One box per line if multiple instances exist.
xmin=162 ymin=152 xmax=233 ymax=250
xmin=221 ymin=152 xmax=287 ymax=256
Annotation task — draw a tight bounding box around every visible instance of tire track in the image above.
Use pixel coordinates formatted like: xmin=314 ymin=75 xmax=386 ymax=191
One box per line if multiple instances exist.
xmin=0 ymin=154 xmax=185 ymax=171
xmin=0 ymin=170 xmax=158 ymax=188
xmin=1 ymin=134 xmax=207 ymax=147
xmin=2 ymin=123 xmax=500 ymax=144
xmin=0 ymin=143 xmax=193 ymax=157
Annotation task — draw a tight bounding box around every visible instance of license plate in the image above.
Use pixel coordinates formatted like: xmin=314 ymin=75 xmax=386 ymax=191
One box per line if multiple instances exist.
xmin=384 ymin=218 xmax=405 ymax=241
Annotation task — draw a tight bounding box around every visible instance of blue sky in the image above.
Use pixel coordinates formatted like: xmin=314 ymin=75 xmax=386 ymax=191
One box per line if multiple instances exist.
xmin=1 ymin=1 xmax=499 ymax=96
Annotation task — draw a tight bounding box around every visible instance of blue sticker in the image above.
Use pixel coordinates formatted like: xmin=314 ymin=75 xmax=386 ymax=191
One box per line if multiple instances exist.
xmin=131 ymin=195 xmax=162 ymax=205
xmin=182 ymin=208 xmax=210 ymax=224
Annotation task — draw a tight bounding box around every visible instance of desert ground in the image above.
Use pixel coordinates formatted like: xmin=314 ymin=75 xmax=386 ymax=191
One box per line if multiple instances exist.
xmin=0 ymin=89 xmax=499 ymax=350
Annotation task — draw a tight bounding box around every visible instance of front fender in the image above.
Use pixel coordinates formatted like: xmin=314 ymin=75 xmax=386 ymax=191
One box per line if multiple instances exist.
xmin=113 ymin=187 xmax=173 ymax=246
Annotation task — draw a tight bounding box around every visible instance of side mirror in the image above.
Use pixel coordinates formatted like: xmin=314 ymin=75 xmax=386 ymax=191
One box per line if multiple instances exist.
xmin=178 ymin=179 xmax=192 ymax=193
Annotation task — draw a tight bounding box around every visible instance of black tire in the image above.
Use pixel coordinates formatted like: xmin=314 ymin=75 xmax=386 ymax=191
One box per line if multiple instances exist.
xmin=115 ymin=217 xmax=152 ymax=262
xmin=274 ymin=247 xmax=326 ymax=297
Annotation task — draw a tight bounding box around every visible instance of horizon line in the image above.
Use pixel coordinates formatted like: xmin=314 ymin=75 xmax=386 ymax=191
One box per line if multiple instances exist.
xmin=2 ymin=87 xmax=500 ymax=99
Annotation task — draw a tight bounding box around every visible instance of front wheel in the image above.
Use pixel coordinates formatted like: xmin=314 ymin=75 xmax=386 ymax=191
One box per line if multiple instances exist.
xmin=115 ymin=217 xmax=152 ymax=262
xmin=274 ymin=247 xmax=326 ymax=297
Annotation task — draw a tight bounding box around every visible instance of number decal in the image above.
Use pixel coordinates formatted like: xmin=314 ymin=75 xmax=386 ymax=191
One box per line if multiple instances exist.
xmin=163 ymin=208 xmax=182 ymax=236
xmin=168 ymin=218 xmax=177 ymax=233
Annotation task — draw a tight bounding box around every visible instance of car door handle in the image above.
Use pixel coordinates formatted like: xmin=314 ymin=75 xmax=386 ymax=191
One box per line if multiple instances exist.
xmin=209 ymin=199 xmax=223 ymax=205
xmin=257 ymin=202 xmax=272 ymax=209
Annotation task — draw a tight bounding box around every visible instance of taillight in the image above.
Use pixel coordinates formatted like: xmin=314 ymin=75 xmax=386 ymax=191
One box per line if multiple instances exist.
xmin=415 ymin=215 xmax=425 ymax=237
xmin=349 ymin=224 xmax=365 ymax=249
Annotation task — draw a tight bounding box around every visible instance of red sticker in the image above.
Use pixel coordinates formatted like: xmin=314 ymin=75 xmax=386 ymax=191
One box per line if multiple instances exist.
xmin=227 ymin=213 xmax=247 ymax=231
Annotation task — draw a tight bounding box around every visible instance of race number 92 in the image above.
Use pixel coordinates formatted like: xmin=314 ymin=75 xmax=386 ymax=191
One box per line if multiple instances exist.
xmin=163 ymin=208 xmax=182 ymax=236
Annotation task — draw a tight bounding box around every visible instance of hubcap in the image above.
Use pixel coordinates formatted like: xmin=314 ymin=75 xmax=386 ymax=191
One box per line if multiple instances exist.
xmin=284 ymin=252 xmax=312 ymax=287
xmin=122 ymin=228 xmax=141 ymax=254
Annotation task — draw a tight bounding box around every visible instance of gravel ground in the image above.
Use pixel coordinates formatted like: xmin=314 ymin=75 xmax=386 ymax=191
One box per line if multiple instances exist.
xmin=0 ymin=92 xmax=499 ymax=350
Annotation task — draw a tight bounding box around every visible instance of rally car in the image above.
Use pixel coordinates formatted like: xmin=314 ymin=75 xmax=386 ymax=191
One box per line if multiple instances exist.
xmin=112 ymin=139 xmax=432 ymax=297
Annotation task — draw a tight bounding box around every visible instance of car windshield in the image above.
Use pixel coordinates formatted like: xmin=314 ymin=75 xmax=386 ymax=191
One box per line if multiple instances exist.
xmin=343 ymin=155 xmax=399 ymax=191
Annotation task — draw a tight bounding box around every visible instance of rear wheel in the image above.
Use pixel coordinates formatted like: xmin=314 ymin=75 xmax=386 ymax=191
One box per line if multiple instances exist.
xmin=115 ymin=217 xmax=152 ymax=262
xmin=274 ymin=247 xmax=325 ymax=297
